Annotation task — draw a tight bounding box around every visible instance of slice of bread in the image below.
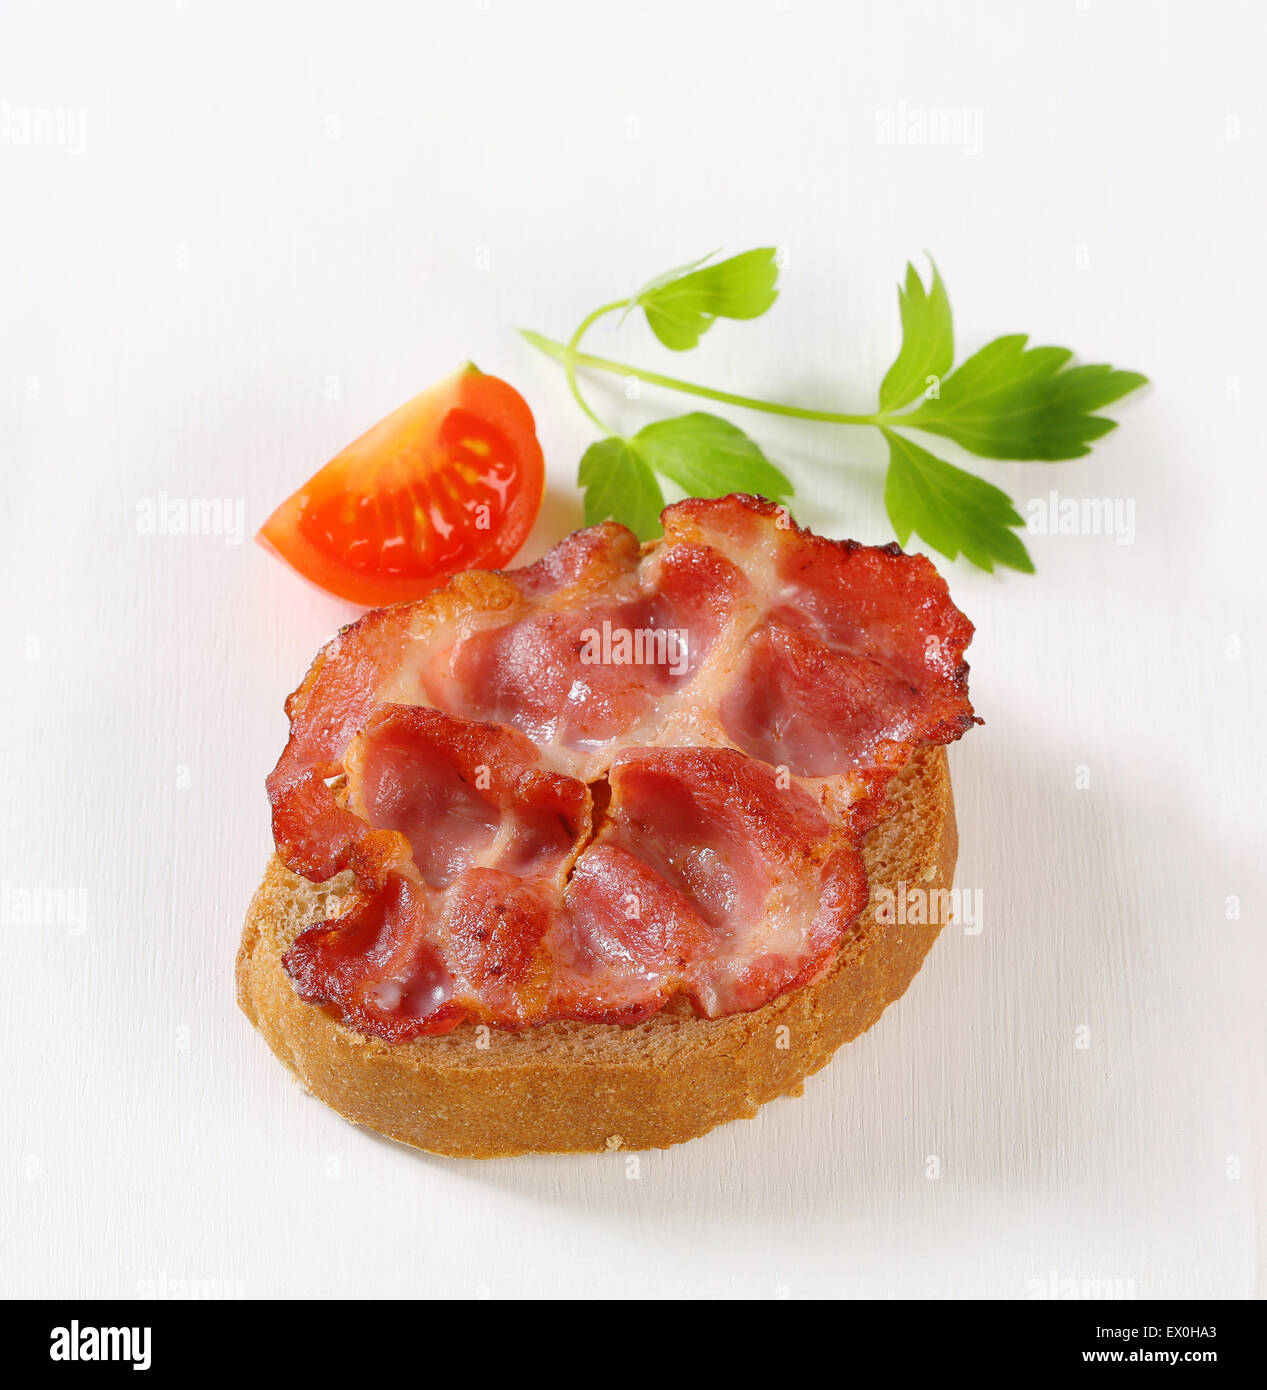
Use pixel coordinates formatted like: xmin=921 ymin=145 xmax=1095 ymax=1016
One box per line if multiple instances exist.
xmin=237 ymin=744 xmax=956 ymax=1157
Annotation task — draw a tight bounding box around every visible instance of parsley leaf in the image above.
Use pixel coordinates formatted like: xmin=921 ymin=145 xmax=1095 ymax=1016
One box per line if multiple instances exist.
xmin=633 ymin=412 xmax=792 ymax=502
xmin=527 ymin=247 xmax=1146 ymax=576
xmin=579 ymin=414 xmax=787 ymax=540
xmin=578 ymin=437 xmax=665 ymax=539
xmin=883 ymin=429 xmax=1034 ymax=574
xmin=879 ymin=257 xmax=953 ymax=413
xmin=898 ymin=334 xmax=1148 ymax=460
xmin=635 ymin=248 xmax=780 ymax=351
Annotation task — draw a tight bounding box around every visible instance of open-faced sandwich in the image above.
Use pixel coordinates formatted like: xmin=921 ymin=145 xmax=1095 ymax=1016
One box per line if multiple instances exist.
xmin=238 ymin=493 xmax=979 ymax=1156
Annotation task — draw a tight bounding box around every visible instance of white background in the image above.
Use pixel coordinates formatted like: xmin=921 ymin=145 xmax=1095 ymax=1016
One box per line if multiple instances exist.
xmin=2 ymin=0 xmax=1263 ymax=1300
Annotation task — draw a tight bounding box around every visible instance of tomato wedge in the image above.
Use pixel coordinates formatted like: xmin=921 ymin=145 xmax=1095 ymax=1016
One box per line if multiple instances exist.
xmin=258 ymin=364 xmax=545 ymax=606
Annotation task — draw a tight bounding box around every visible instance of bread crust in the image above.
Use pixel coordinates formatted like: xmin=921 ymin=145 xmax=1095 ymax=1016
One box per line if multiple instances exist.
xmin=236 ymin=745 xmax=957 ymax=1157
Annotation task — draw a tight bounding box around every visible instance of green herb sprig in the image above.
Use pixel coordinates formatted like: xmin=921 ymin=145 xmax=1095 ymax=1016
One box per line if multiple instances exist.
xmin=521 ymin=250 xmax=1147 ymax=573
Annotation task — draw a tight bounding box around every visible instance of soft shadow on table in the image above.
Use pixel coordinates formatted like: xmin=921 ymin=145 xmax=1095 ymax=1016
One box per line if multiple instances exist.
xmin=515 ymin=484 xmax=584 ymax=566
xmin=360 ymin=724 xmax=1225 ymax=1225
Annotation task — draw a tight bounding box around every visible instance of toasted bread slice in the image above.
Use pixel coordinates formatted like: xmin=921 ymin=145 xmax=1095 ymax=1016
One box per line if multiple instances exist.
xmin=237 ymin=744 xmax=956 ymax=1157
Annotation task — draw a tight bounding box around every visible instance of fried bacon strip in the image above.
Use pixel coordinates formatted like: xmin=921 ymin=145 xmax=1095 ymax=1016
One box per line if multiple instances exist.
xmin=269 ymin=495 xmax=978 ymax=1038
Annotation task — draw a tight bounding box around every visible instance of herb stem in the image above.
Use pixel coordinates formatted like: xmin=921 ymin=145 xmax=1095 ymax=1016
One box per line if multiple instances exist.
xmin=520 ymin=329 xmax=884 ymax=427
xmin=561 ymin=302 xmax=627 ymax=433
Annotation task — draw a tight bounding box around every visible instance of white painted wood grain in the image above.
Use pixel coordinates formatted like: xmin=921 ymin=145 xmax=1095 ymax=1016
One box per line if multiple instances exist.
xmin=1 ymin=0 xmax=1262 ymax=1300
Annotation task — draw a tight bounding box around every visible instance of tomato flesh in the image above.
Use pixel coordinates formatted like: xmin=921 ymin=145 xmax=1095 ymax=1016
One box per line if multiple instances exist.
xmin=259 ymin=364 xmax=545 ymax=606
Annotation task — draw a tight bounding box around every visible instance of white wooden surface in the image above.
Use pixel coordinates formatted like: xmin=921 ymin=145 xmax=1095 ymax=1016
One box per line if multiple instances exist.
xmin=2 ymin=0 xmax=1263 ymax=1300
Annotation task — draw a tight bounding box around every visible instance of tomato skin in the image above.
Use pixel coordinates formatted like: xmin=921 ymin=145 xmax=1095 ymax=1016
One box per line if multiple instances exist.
xmin=258 ymin=364 xmax=545 ymax=606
